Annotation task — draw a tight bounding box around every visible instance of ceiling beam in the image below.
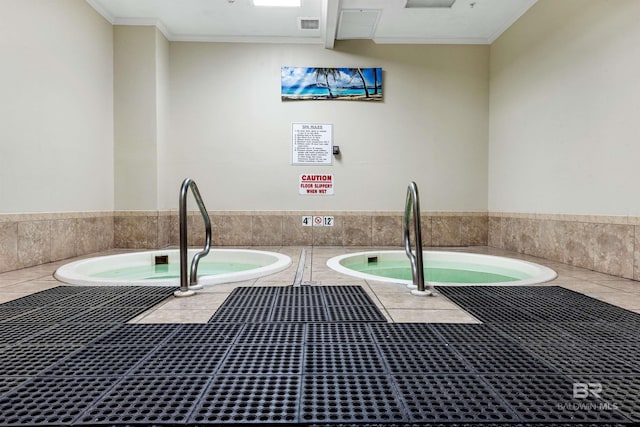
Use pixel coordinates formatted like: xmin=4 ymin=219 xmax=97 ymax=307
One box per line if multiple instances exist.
xmin=322 ymin=0 xmax=340 ymax=49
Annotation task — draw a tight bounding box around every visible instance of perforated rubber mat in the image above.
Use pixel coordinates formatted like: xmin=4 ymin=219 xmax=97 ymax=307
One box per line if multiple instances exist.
xmin=0 ymin=284 xmax=639 ymax=425
xmin=208 ymin=284 xmax=388 ymax=323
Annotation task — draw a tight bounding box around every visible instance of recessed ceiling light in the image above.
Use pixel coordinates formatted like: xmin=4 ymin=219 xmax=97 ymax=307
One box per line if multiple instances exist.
xmin=405 ymin=0 xmax=456 ymax=8
xmin=253 ymin=0 xmax=301 ymax=7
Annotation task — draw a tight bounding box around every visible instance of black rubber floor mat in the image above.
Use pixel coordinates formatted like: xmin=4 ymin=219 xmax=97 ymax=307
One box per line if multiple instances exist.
xmin=395 ymin=374 xmax=518 ymax=423
xmin=518 ymin=305 xmax=602 ymax=322
xmin=7 ymin=307 xmax=88 ymax=323
xmin=20 ymin=323 xmax=119 ymax=345
xmin=236 ymin=323 xmax=305 ymax=345
xmin=220 ymin=293 xmax=278 ymax=308
xmin=526 ymin=344 xmax=640 ymax=375
xmin=80 ymin=375 xmax=210 ymax=425
xmin=191 ymin=375 xmax=300 ymax=424
xmin=43 ymin=344 xmax=155 ymax=377
xmin=328 ymin=304 xmax=387 ymax=322
xmin=483 ymin=374 xmax=631 ymax=423
xmin=68 ymin=306 xmax=153 ymax=323
xmin=219 ymin=286 xmax=279 ymax=307
xmin=379 ymin=343 xmax=473 ymax=374
xmin=578 ymin=305 xmax=640 ymax=323
xmin=1 ymin=283 xmax=639 ymax=425
xmin=47 ymin=292 xmax=123 ymax=307
xmin=324 ymin=286 xmax=376 ymax=305
xmin=369 ymin=322 xmax=444 ymax=343
xmin=438 ymin=294 xmax=507 ymax=307
xmin=431 ymin=323 xmax=514 ymax=344
xmin=0 ymin=377 xmax=30 ymax=398
xmin=99 ymin=291 xmax=174 ymax=308
xmin=91 ymin=323 xmax=180 ymax=346
xmin=2 ymin=293 xmax=73 ymax=307
xmin=131 ymin=344 xmax=230 ymax=376
xmin=0 ymin=345 xmax=81 ymax=376
xmin=451 ymin=342 xmax=557 ymax=374
xmin=167 ymin=323 xmax=243 ymax=345
xmin=0 ymin=307 xmax=38 ymax=322
xmin=209 ymin=306 xmax=273 ymax=323
xmin=537 ymin=287 xmax=625 ymax=305
xmin=570 ymin=375 xmax=640 ymax=422
xmin=0 ymin=376 xmax=118 ymax=425
xmin=490 ymin=322 xmax=578 ymax=345
xmin=280 ymin=285 xmax=322 ymax=294
xmin=0 ymin=323 xmax=55 ymax=345
xmin=305 ymin=344 xmax=387 ymax=374
xmin=276 ymin=292 xmax=324 ymax=306
xmin=551 ymin=322 xmax=640 ymax=344
xmin=231 ymin=286 xmax=282 ymax=296
xmin=0 ymin=286 xmax=173 ymax=325
xmin=271 ymin=305 xmax=329 ymax=322
xmin=300 ymin=374 xmax=406 ymax=423
xmin=438 ymin=285 xmax=640 ymax=326
xmin=306 ymin=323 xmax=374 ymax=343
xmin=218 ymin=344 xmax=303 ymax=375
xmin=459 ymin=305 xmax=542 ymax=323
xmin=208 ymin=285 xmax=387 ymax=324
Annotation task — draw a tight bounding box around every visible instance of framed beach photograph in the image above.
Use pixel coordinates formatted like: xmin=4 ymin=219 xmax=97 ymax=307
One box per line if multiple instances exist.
xmin=281 ymin=66 xmax=382 ymax=101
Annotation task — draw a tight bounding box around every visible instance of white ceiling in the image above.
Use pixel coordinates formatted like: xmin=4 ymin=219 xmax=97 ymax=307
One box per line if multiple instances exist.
xmin=87 ymin=0 xmax=537 ymax=48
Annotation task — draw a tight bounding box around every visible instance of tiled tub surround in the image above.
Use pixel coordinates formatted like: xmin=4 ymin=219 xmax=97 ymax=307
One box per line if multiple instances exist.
xmin=1 ymin=211 xmax=487 ymax=274
xmin=490 ymin=213 xmax=640 ymax=281
xmin=114 ymin=211 xmax=488 ymax=249
xmin=170 ymin=211 xmax=489 ymax=248
xmin=0 ymin=212 xmax=113 ymax=273
xmin=6 ymin=210 xmax=640 ymax=283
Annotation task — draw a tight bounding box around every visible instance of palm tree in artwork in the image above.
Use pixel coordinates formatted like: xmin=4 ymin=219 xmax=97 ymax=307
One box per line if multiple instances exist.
xmin=313 ymin=68 xmax=340 ymax=98
xmin=349 ymin=67 xmax=370 ymax=98
xmin=373 ymin=68 xmax=379 ymax=95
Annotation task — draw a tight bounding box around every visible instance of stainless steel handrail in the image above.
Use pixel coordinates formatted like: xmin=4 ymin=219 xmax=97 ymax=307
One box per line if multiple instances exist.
xmin=175 ymin=178 xmax=211 ymax=297
xmin=403 ymin=181 xmax=436 ymax=296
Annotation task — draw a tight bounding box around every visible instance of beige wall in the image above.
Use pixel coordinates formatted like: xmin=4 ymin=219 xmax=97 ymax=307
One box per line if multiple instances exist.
xmin=487 ymin=0 xmax=640 ymax=280
xmin=162 ymin=41 xmax=489 ymax=212
xmin=156 ymin=29 xmax=171 ymax=211
xmin=0 ymin=0 xmax=114 ymax=213
xmin=488 ymin=0 xmax=640 ymax=215
xmin=114 ymin=26 xmax=163 ymax=211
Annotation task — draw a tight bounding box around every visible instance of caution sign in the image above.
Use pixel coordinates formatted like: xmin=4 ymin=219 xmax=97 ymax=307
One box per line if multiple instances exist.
xmin=299 ymin=174 xmax=334 ymax=195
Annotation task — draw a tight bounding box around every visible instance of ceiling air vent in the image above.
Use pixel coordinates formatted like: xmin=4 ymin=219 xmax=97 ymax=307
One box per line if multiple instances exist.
xmin=336 ymin=9 xmax=381 ymax=39
xmin=298 ymin=17 xmax=320 ymax=30
xmin=405 ymin=0 xmax=456 ymax=8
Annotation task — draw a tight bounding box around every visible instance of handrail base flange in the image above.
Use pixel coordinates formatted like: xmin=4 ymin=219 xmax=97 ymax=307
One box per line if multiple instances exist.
xmin=174 ymin=289 xmax=196 ymax=297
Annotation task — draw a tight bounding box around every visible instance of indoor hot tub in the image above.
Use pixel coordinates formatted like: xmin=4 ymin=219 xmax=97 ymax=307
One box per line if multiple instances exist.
xmin=327 ymin=250 xmax=557 ymax=286
xmin=55 ymin=249 xmax=292 ymax=286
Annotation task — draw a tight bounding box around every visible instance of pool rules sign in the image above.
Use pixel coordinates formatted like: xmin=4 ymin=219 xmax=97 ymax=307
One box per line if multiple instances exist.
xmin=291 ymin=123 xmax=332 ymax=165
xmin=299 ymin=174 xmax=334 ymax=195
xmin=292 ymin=123 xmax=335 ymax=196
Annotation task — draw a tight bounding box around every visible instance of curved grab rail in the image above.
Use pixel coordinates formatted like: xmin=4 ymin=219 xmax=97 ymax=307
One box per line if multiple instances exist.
xmin=403 ymin=181 xmax=436 ymax=296
xmin=177 ymin=178 xmax=212 ymax=296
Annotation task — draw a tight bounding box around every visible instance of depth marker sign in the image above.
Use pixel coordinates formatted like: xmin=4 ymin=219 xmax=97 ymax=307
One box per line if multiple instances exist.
xmin=299 ymin=174 xmax=334 ymax=195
